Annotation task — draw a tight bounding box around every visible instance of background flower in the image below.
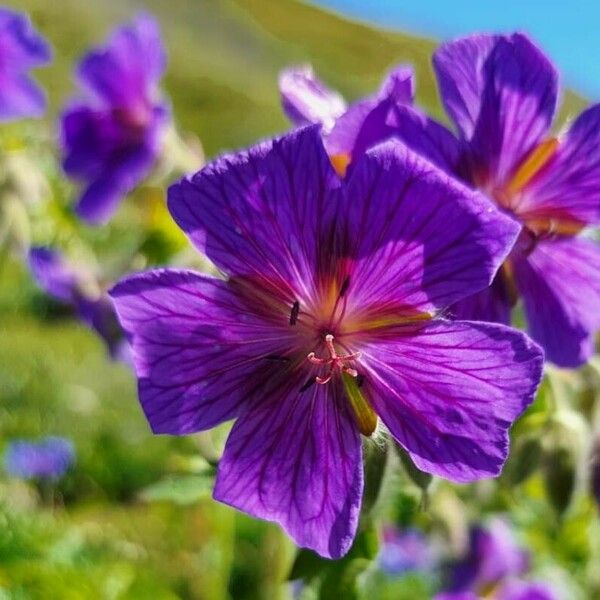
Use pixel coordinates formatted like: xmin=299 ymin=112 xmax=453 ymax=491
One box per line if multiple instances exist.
xmin=0 ymin=8 xmax=51 ymax=121
xmin=61 ymin=14 xmax=169 ymax=224
xmin=4 ymin=437 xmax=74 ymax=480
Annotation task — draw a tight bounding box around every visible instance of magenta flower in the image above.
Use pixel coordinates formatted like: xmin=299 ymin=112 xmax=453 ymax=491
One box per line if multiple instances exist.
xmin=386 ymin=33 xmax=600 ymax=367
xmin=61 ymin=15 xmax=169 ymax=225
xmin=0 ymin=8 xmax=50 ymax=121
xmin=279 ymin=64 xmax=413 ymax=176
xmin=110 ymin=127 xmax=542 ymax=558
xmin=28 ymin=247 xmax=129 ymax=362
xmin=437 ymin=519 xmax=555 ymax=600
xmin=4 ymin=437 xmax=74 ymax=481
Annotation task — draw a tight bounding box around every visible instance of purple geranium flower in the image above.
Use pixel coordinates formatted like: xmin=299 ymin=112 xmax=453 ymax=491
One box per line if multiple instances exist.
xmin=280 ymin=64 xmax=413 ymax=176
xmin=61 ymin=14 xmax=169 ymax=225
xmin=0 ymin=8 xmax=50 ymax=121
xmin=110 ymin=126 xmax=542 ymax=558
xmin=438 ymin=519 xmax=555 ymax=600
xmin=386 ymin=33 xmax=600 ymax=368
xmin=379 ymin=527 xmax=434 ymax=576
xmin=4 ymin=437 xmax=74 ymax=480
xmin=28 ymin=247 xmax=129 ymax=362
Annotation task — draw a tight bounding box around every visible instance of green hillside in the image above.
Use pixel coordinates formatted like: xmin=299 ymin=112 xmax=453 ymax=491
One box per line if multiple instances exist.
xmin=8 ymin=0 xmax=586 ymax=157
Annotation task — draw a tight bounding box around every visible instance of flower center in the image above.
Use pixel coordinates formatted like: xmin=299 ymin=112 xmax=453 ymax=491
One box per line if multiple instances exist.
xmin=307 ymin=334 xmax=361 ymax=385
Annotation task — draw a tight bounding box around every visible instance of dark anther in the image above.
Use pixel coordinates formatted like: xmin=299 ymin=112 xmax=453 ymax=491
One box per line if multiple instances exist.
xmin=299 ymin=378 xmax=315 ymax=393
xmin=356 ymin=374 xmax=365 ymax=388
xmin=339 ymin=276 xmax=351 ymax=297
xmin=264 ymin=355 xmax=291 ymax=362
xmin=289 ymin=300 xmax=300 ymax=325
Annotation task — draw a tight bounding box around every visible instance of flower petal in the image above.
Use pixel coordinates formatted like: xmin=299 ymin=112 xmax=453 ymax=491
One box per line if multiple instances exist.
xmin=214 ymin=378 xmax=362 ymax=558
xmin=342 ymin=141 xmax=520 ymax=313
xmin=0 ymin=72 xmax=46 ymax=121
xmin=384 ymin=104 xmax=462 ymax=175
xmin=77 ymin=14 xmax=165 ymax=106
xmin=27 ymin=247 xmax=79 ymax=304
xmin=361 ymin=320 xmax=542 ymax=482
xmin=110 ymin=270 xmax=295 ymax=434
xmin=513 ymin=236 xmax=600 ymax=367
xmin=326 ymin=65 xmax=414 ymax=162
xmin=167 ymin=126 xmax=339 ymax=298
xmin=451 ymin=274 xmax=512 ymax=325
xmin=279 ymin=65 xmax=346 ymax=130
xmin=434 ymin=34 xmax=558 ymax=184
xmin=515 ymin=103 xmax=600 ymax=226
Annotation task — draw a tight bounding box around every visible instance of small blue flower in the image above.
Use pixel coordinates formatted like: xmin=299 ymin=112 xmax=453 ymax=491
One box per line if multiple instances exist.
xmin=4 ymin=437 xmax=75 ymax=481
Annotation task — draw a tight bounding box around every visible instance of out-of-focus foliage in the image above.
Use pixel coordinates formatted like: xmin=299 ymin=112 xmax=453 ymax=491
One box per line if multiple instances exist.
xmin=0 ymin=0 xmax=598 ymax=599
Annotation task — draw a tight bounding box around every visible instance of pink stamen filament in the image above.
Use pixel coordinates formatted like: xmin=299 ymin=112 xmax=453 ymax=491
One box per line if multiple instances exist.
xmin=307 ymin=334 xmax=361 ymax=385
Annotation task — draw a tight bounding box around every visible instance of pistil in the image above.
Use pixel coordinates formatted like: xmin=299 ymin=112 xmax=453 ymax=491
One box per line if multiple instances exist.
xmin=307 ymin=334 xmax=361 ymax=385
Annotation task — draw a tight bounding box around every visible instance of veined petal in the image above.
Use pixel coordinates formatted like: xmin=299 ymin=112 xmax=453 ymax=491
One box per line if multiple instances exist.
xmin=341 ymin=141 xmax=520 ymax=314
xmin=434 ymin=34 xmax=558 ymax=184
xmin=451 ymin=273 xmax=512 ymax=325
xmin=515 ymin=104 xmax=600 ymax=226
xmin=384 ymin=104 xmax=462 ymax=175
xmin=279 ymin=65 xmax=346 ymax=130
xmin=168 ymin=126 xmax=339 ymax=300
xmin=214 ymin=378 xmax=362 ymax=559
xmin=361 ymin=320 xmax=542 ymax=482
xmin=513 ymin=236 xmax=600 ymax=367
xmin=326 ymin=65 xmax=414 ymax=164
xmin=110 ymin=270 xmax=295 ymax=434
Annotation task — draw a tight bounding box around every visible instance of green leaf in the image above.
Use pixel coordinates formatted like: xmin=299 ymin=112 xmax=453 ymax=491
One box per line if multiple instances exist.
xmin=139 ymin=473 xmax=214 ymax=505
xmin=394 ymin=443 xmax=432 ymax=491
xmin=288 ymin=549 xmax=331 ymax=582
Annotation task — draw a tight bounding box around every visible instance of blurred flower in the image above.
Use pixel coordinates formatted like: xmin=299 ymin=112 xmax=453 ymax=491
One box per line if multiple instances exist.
xmin=279 ymin=64 xmax=413 ymax=176
xmin=0 ymin=8 xmax=51 ymax=121
xmin=438 ymin=519 xmax=555 ymax=600
xmin=379 ymin=527 xmax=434 ymax=576
xmin=4 ymin=437 xmax=74 ymax=480
xmin=28 ymin=246 xmax=129 ymax=362
xmin=111 ymin=126 xmax=542 ymax=558
xmin=387 ymin=33 xmax=600 ymax=368
xmin=61 ymin=14 xmax=169 ymax=225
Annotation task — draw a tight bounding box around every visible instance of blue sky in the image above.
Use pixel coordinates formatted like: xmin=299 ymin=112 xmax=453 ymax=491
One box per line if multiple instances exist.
xmin=313 ymin=0 xmax=600 ymax=98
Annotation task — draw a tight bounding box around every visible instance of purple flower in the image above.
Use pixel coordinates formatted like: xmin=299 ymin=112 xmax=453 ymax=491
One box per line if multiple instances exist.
xmin=110 ymin=126 xmax=542 ymax=558
xmin=438 ymin=519 xmax=556 ymax=600
xmin=280 ymin=64 xmax=413 ymax=176
xmin=379 ymin=527 xmax=434 ymax=576
xmin=28 ymin=247 xmax=129 ymax=361
xmin=61 ymin=15 xmax=169 ymax=225
xmin=4 ymin=437 xmax=74 ymax=480
xmin=385 ymin=33 xmax=600 ymax=368
xmin=0 ymin=8 xmax=50 ymax=121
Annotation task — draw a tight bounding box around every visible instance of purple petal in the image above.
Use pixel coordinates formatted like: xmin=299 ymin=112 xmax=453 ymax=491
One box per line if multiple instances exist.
xmin=516 ymin=103 xmax=600 ymax=226
xmin=342 ymin=141 xmax=520 ymax=313
xmin=279 ymin=65 xmax=346 ymax=130
xmin=110 ymin=270 xmax=297 ymax=434
xmin=0 ymin=72 xmax=46 ymax=121
xmin=326 ymin=65 xmax=414 ymax=162
xmin=77 ymin=14 xmax=165 ymax=107
xmin=434 ymin=34 xmax=558 ymax=184
xmin=451 ymin=274 xmax=512 ymax=325
xmin=500 ymin=580 xmax=557 ymax=600
xmin=214 ymin=378 xmax=362 ymax=558
xmin=0 ymin=8 xmax=51 ymax=67
xmin=27 ymin=247 xmax=79 ymax=304
xmin=513 ymin=236 xmax=600 ymax=367
xmin=168 ymin=126 xmax=339 ymax=295
xmin=361 ymin=320 xmax=542 ymax=482
xmin=383 ymin=104 xmax=462 ymax=175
